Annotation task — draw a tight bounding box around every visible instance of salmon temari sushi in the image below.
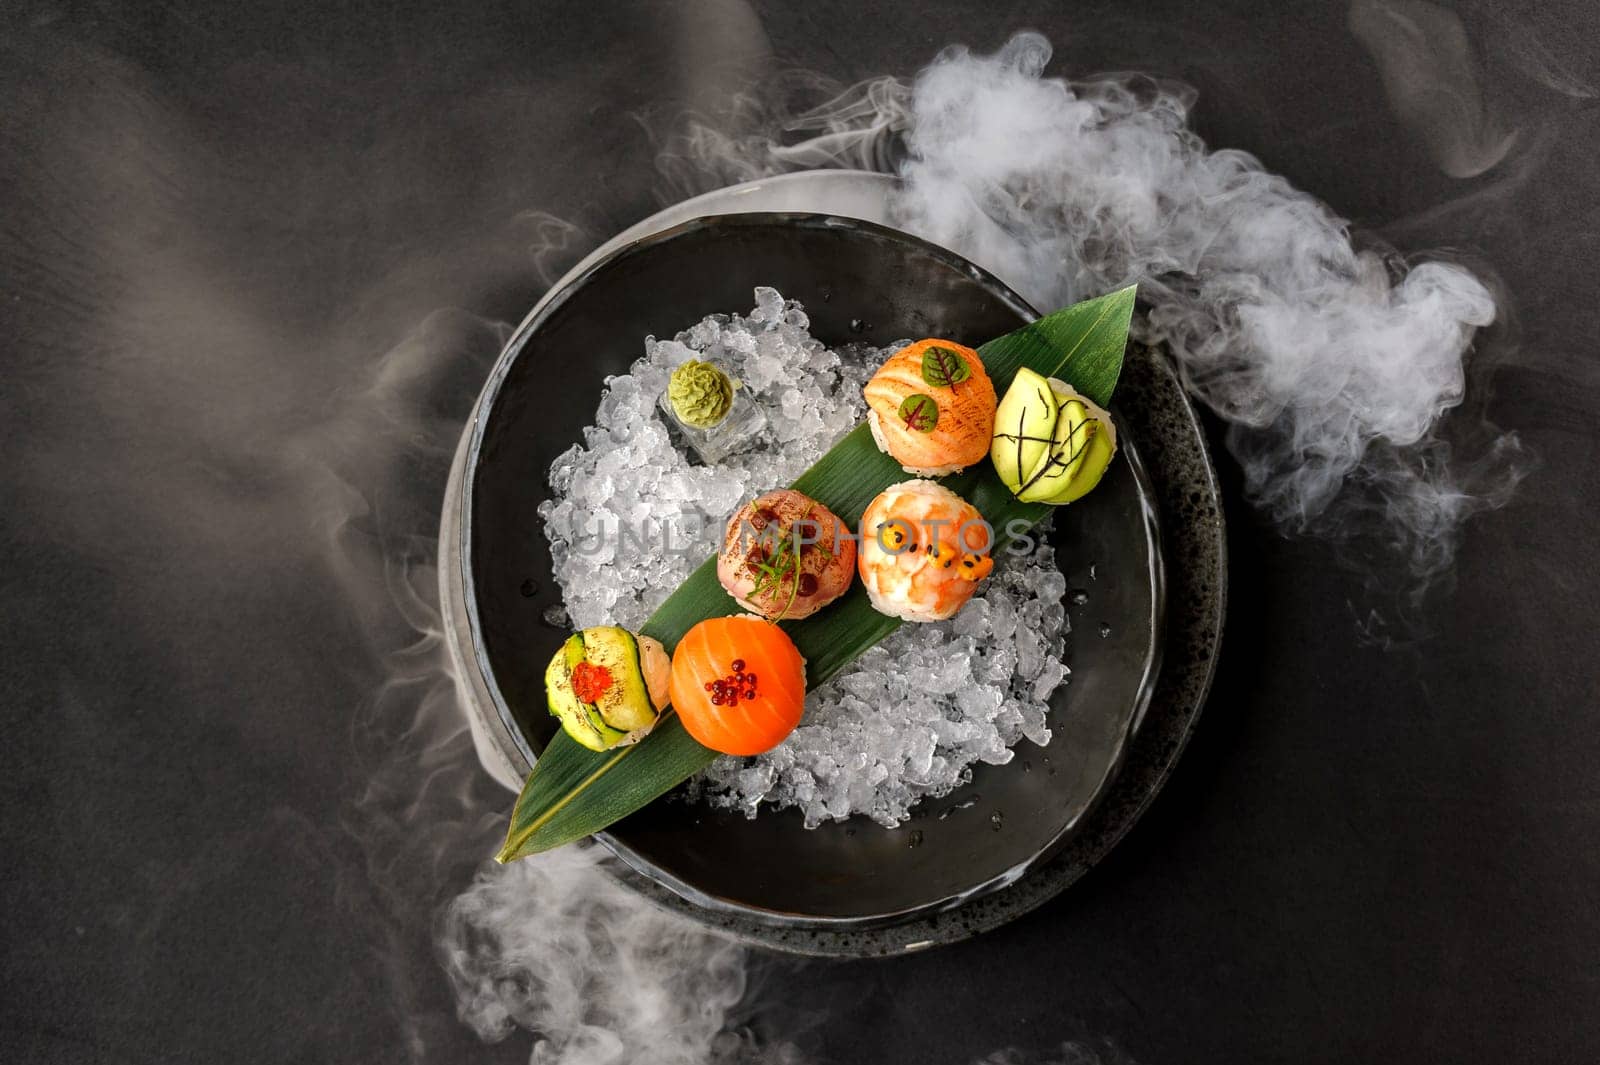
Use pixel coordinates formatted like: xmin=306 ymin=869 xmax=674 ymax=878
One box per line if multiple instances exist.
xmin=864 ymin=338 xmax=997 ymax=476
xmin=668 ymin=615 xmax=808 ymax=756
xmin=717 ymin=489 xmax=855 ymax=621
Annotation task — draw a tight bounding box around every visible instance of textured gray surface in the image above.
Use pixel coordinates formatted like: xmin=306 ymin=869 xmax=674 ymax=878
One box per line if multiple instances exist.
xmin=4 ymin=2 xmax=1598 ymax=1064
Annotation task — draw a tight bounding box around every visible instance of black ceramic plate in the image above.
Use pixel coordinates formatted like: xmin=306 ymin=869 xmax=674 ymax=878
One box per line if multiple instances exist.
xmin=461 ymin=213 xmax=1223 ymax=943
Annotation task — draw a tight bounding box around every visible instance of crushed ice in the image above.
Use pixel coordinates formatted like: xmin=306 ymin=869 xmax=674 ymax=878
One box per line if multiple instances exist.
xmin=539 ymin=289 xmax=1071 ymax=827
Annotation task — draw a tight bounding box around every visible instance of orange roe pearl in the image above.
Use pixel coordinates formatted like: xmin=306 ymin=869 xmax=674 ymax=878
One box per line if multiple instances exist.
xmin=570 ymin=661 xmax=613 ymax=703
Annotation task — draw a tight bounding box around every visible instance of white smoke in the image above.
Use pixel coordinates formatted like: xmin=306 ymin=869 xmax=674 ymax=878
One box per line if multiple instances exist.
xmin=1348 ymin=0 xmax=1519 ymax=178
xmin=974 ymin=1043 xmax=1140 ymax=1065
xmin=664 ymin=31 xmax=1533 ymax=615
xmin=439 ymin=846 xmax=798 ymax=1065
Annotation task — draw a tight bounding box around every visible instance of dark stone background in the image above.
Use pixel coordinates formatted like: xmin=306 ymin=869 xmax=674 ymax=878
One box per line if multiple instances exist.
xmin=3 ymin=1 xmax=1596 ymax=1063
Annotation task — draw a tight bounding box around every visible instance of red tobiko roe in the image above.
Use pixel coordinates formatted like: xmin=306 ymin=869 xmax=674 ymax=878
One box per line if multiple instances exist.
xmin=707 ymin=659 xmax=761 ymax=707
xmin=570 ymin=661 xmax=613 ymax=704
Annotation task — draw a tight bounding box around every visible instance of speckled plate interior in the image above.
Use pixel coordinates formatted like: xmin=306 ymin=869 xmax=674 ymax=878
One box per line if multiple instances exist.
xmin=458 ymin=211 xmax=1225 ymax=954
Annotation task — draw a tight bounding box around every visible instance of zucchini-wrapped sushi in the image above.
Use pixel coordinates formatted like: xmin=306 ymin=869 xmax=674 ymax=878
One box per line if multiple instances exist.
xmin=545 ymin=626 xmax=671 ymax=751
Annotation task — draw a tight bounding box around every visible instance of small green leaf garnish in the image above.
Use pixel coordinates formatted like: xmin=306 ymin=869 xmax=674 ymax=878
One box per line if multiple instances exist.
xmin=898 ymin=394 xmax=940 ymax=433
xmin=920 ymin=345 xmax=972 ymax=389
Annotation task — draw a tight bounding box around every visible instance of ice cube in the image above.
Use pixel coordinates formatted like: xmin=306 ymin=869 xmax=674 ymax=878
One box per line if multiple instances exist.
xmin=751 ymin=286 xmax=784 ymax=323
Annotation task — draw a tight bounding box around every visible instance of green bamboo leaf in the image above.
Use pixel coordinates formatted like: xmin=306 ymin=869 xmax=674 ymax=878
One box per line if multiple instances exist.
xmin=498 ymin=284 xmax=1137 ymax=861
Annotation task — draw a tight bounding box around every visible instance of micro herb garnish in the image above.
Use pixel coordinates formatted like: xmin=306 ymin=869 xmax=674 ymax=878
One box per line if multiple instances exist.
xmin=898 ymin=393 xmax=939 ymax=433
xmin=920 ymin=345 xmax=972 ymax=390
xmin=746 ymin=518 xmax=817 ymax=621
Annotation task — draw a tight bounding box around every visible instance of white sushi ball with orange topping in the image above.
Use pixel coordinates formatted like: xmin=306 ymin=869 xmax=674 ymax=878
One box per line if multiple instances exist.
xmin=857 ymin=480 xmax=995 ymax=623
